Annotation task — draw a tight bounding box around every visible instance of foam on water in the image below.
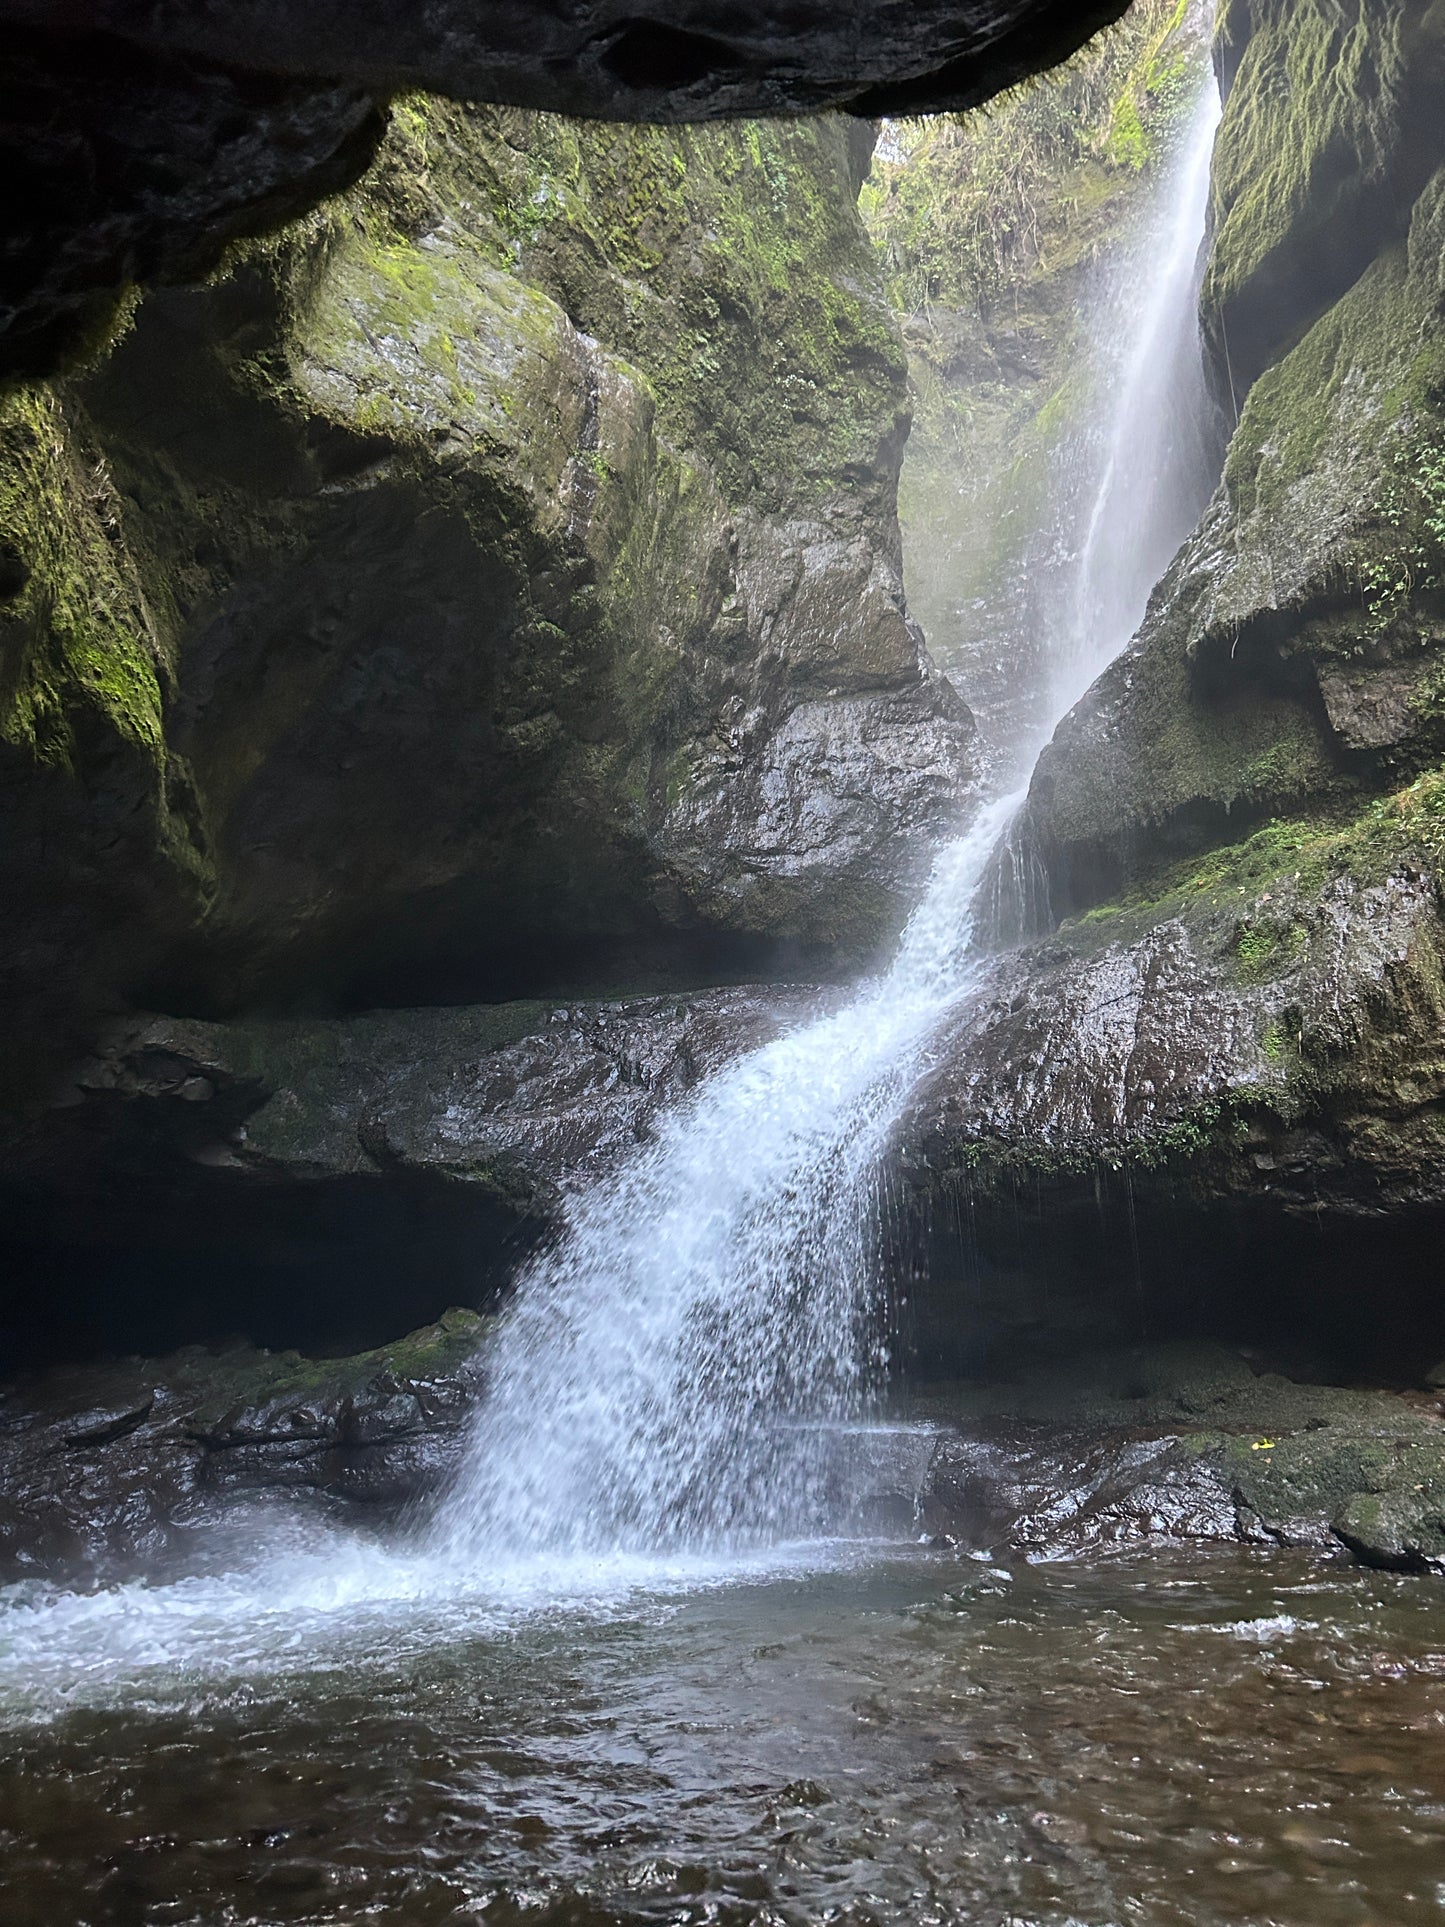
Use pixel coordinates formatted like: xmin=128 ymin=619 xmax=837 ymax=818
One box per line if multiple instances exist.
xmin=1206 ymin=1614 xmax=1316 ymax=1642
xmin=0 ymin=1520 xmax=884 ymax=1724
xmin=0 ymin=781 xmax=1021 ymax=1726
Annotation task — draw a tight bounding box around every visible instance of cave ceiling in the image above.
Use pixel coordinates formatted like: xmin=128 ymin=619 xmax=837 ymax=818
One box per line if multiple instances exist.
xmin=0 ymin=0 xmax=1129 ymax=378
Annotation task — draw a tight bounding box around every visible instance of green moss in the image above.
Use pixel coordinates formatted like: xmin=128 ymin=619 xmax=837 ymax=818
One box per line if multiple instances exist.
xmin=305 ymin=237 xmax=569 ymax=444
xmin=861 ymin=0 xmax=1202 ymax=313
xmin=5 ymin=78 xmax=946 ymax=1022
xmin=1236 ymin=915 xmax=1309 ymax=981
xmin=1205 ymin=0 xmax=1422 ymax=369
xmin=185 ymin=1307 xmax=495 ymax=1431
xmin=0 ymin=386 xmax=168 ymax=765
xmin=1219 ymin=241 xmax=1427 ymax=552
xmin=1235 ymin=923 xmax=1278 ymax=976
xmin=1260 ymin=1017 xmax=1290 ymax=1063
xmin=287 ymin=99 xmax=904 ymax=531
xmin=955 ymin=1094 xmax=1243 ymax=1192
xmin=461 ymin=109 xmax=906 ymax=515
xmin=1064 ymin=766 xmax=1445 ymax=948
xmin=1108 ymin=89 xmax=1150 ymax=170
xmin=1078 ymin=899 xmax=1127 ymax=926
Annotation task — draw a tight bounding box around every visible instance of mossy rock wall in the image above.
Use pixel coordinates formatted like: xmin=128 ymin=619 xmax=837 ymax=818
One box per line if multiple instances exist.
xmin=0 ymin=387 xmax=214 ymax=1087
xmin=1204 ymin=0 xmax=1445 ymax=399
xmin=958 ymin=0 xmax=1445 ymax=1226
xmin=1030 ymin=150 xmax=1445 ymax=913
xmin=0 ymin=101 xmax=975 ymax=1086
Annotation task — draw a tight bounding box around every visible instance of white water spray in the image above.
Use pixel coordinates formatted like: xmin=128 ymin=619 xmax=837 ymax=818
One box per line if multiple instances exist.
xmin=979 ymin=67 xmax=1222 ymax=947
xmin=439 ymin=790 xmax=1023 ymax=1560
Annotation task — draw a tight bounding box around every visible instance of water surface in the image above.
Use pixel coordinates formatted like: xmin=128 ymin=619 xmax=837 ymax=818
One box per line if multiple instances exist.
xmin=4 ymin=1546 xmax=1444 ymax=1925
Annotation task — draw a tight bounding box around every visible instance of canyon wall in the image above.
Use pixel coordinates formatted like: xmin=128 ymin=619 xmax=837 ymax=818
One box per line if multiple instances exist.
xmin=9 ymin=0 xmax=1445 ymax=1391
xmin=900 ymin=0 xmax=1445 ymax=1366
xmin=0 ymin=103 xmax=978 ymax=1363
xmin=1 ymin=105 xmax=974 ymax=1098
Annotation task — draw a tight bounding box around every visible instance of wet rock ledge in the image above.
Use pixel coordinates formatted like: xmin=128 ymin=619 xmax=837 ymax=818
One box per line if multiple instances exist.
xmin=0 ymin=1311 xmax=489 ymax=1584
xmin=907 ymin=1344 xmax=1445 ymax=1577
xmin=4 ymin=1330 xmax=1442 ymax=1586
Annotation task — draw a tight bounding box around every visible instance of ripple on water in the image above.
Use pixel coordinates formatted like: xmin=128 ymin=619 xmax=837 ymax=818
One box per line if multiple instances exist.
xmin=2 ymin=1546 xmax=1445 ymax=1926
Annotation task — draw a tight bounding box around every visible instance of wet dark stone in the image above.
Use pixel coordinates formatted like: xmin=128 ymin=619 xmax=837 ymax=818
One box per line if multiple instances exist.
xmin=0 ymin=29 xmax=386 ymax=379
xmin=0 ymin=994 xmax=824 ymax=1372
xmin=1 ymin=2 xmax=1130 ymax=120
xmin=0 ymin=1311 xmax=490 ymax=1583
xmin=8 ymin=1325 xmax=1444 ymax=1585
xmin=895 ymin=1344 xmax=1445 ymax=1572
xmin=919 ymin=1426 xmax=1247 ymax=1558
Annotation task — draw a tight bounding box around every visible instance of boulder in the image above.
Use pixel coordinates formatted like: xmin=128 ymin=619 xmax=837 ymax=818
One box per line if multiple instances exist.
xmin=0 ymin=1309 xmax=490 ymax=1583
xmin=0 ymin=104 xmax=975 ymax=1102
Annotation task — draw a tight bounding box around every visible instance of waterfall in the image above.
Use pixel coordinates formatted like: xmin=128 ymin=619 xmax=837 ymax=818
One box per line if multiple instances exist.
xmin=0 ymin=50 xmax=1229 ymax=1732
xmin=1047 ymin=73 xmax=1224 ymax=726
xmin=978 ymin=69 xmax=1222 ymax=949
xmin=439 ymin=791 xmax=1023 ymax=1559
xmin=439 ymin=59 xmax=1223 ymax=1565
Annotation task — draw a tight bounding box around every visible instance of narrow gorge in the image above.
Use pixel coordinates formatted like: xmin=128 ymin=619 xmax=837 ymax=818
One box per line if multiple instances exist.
xmin=4 ymin=1 xmax=1445 ymax=1921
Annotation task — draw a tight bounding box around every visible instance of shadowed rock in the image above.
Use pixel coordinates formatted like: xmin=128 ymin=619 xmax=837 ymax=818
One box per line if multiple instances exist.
xmin=0 ymin=1310 xmax=491 ymax=1583
xmin=5 ymin=1331 xmax=1442 ymax=1582
xmin=0 ymin=105 xmax=975 ymax=1102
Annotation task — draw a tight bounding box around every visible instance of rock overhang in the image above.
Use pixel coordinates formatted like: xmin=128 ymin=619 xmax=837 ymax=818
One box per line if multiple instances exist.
xmin=0 ymin=0 xmax=1133 ymax=378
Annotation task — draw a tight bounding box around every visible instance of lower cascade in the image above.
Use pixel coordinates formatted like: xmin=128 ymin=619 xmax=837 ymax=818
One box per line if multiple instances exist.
xmin=439 ymin=790 xmax=1022 ymax=1560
